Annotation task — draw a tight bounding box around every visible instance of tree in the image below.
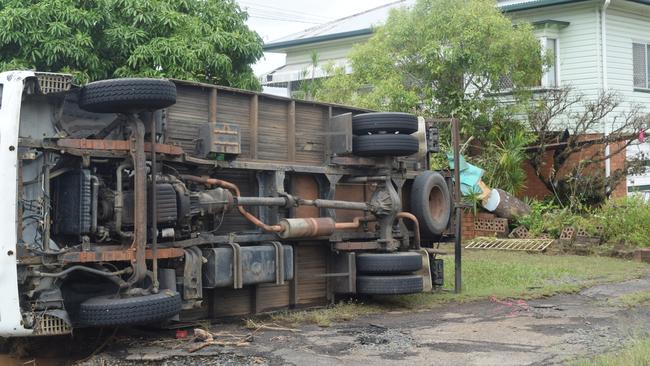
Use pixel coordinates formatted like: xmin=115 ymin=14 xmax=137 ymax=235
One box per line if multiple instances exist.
xmin=0 ymin=0 xmax=263 ymax=89
xmin=315 ymin=0 xmax=544 ymax=136
xmin=526 ymin=87 xmax=649 ymax=207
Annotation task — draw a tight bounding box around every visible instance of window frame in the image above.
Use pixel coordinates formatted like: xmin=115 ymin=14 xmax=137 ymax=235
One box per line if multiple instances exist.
xmin=633 ymin=41 xmax=650 ymax=92
xmin=540 ymin=36 xmax=560 ymax=88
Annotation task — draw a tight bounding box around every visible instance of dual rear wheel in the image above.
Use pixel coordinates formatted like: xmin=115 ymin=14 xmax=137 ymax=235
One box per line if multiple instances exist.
xmin=351 ymin=112 xmax=419 ymax=157
xmin=356 ymin=252 xmax=424 ymax=295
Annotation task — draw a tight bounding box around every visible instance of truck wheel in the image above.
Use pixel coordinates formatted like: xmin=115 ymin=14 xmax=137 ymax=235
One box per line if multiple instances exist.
xmin=353 ymin=134 xmax=419 ymax=157
xmin=356 ymin=252 xmax=422 ymax=274
xmin=357 ymin=275 xmax=423 ymax=295
xmin=411 ymin=171 xmax=451 ymax=237
xmin=77 ymin=290 xmax=181 ymax=327
xmin=79 ymin=78 xmax=177 ymax=113
xmin=352 ymin=112 xmax=418 ymax=135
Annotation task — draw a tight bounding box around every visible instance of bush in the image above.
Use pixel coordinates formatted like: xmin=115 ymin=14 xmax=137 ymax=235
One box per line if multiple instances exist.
xmin=599 ymin=196 xmax=650 ymax=248
xmin=516 ymin=196 xmax=650 ymax=249
xmin=516 ymin=200 xmax=597 ymax=237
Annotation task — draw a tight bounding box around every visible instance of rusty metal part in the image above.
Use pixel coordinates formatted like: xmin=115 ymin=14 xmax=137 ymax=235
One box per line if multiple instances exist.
xmin=223 ymin=241 xmax=243 ymax=289
xmin=128 ymin=117 xmax=147 ymax=285
xmin=180 ymin=174 xmax=283 ymax=233
xmin=342 ymin=176 xmax=388 ymax=183
xmin=56 ymin=138 xmax=184 ymax=156
xmin=150 ymin=112 xmax=159 ymax=293
xmin=115 ymin=163 xmax=133 ymax=238
xmin=30 ymin=265 xmax=131 ymax=278
xmin=333 ymin=241 xmax=381 ymax=251
xmin=278 ymin=218 xmax=335 ymax=239
xmin=235 ymin=196 xmax=288 ymax=207
xmin=183 ymin=247 xmax=203 ymax=306
xmin=59 ymin=247 xmax=184 ymax=263
xmin=89 ymin=175 xmax=99 ymax=233
xmin=299 ymin=198 xmax=369 ymax=211
xmin=452 ymin=117 xmax=462 ymax=293
xmin=42 ymin=152 xmax=52 ymax=251
xmin=396 ymin=212 xmax=421 ymax=249
xmin=334 ymin=215 xmax=375 ymax=230
xmin=269 ymin=241 xmax=285 ymax=285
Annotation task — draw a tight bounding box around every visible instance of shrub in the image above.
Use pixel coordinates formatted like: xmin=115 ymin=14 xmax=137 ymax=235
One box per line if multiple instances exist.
xmin=516 ymin=196 xmax=650 ymax=249
xmin=599 ymin=196 xmax=650 ymax=248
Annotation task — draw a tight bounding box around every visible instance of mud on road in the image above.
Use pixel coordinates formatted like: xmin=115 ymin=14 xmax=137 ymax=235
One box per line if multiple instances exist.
xmin=12 ymin=274 xmax=650 ymax=366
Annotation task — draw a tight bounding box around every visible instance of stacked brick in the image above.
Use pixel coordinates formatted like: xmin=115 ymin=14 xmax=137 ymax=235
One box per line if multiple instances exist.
xmin=461 ymin=211 xmax=509 ymax=240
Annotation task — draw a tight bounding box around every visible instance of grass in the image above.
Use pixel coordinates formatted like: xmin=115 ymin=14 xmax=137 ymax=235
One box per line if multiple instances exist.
xmin=268 ymin=250 xmax=646 ymax=327
xmin=610 ymin=291 xmax=650 ymax=308
xmin=264 ymin=301 xmax=386 ymax=327
xmin=569 ymin=337 xmax=650 ymax=366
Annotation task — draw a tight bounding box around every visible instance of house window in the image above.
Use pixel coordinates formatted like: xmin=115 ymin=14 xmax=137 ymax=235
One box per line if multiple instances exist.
xmin=498 ymin=37 xmax=559 ymax=90
xmin=633 ymin=42 xmax=650 ymax=89
xmin=544 ymin=38 xmax=558 ymax=88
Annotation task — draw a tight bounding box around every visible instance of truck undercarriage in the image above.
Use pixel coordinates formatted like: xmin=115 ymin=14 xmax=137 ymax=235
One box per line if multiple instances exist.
xmin=0 ymin=71 xmax=454 ymax=337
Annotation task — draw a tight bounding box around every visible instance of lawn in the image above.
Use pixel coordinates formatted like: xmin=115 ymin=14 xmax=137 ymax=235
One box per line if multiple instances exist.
xmin=569 ymin=337 xmax=650 ymax=366
xmin=269 ymin=249 xmax=647 ymax=326
xmin=386 ymin=249 xmax=647 ymax=308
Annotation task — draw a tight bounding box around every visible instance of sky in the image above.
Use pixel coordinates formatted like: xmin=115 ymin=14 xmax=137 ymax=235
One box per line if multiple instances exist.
xmin=235 ymin=0 xmax=397 ymax=76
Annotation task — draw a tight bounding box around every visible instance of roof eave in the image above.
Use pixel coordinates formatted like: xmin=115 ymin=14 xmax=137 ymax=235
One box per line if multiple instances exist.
xmin=263 ymin=28 xmax=374 ymax=52
xmin=500 ymin=0 xmax=590 ymax=12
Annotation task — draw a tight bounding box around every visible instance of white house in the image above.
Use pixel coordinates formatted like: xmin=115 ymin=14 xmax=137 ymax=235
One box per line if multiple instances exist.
xmin=261 ymin=0 xmax=650 ymax=196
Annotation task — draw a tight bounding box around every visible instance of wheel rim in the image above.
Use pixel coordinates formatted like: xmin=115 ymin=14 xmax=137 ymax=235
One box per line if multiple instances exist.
xmin=429 ymin=185 xmax=446 ymax=222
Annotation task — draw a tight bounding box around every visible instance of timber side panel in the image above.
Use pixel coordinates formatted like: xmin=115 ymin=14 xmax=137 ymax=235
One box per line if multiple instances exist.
xmin=216 ymin=91 xmax=252 ymax=158
xmin=256 ymin=283 xmax=291 ymax=312
xmin=291 ymin=175 xmax=328 ymax=306
xmin=165 ymin=85 xmax=209 ymax=152
xmin=331 ymin=107 xmax=358 ymax=117
xmin=211 ymin=288 xmax=253 ymax=317
xmin=294 ymin=104 xmax=329 ymax=164
xmin=258 ymin=97 xmax=289 ymax=161
xmin=334 ymin=183 xmax=368 ymax=221
xmin=296 ymin=244 xmax=328 ymax=306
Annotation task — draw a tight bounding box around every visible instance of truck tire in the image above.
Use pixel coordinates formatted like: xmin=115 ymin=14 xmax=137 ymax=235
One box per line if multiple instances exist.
xmin=77 ymin=289 xmax=181 ymax=327
xmin=357 ymin=275 xmax=423 ymax=295
xmin=411 ymin=171 xmax=451 ymax=237
xmin=356 ymin=252 xmax=422 ymax=274
xmin=79 ymin=78 xmax=177 ymax=113
xmin=352 ymin=112 xmax=418 ymax=135
xmin=353 ymin=134 xmax=419 ymax=157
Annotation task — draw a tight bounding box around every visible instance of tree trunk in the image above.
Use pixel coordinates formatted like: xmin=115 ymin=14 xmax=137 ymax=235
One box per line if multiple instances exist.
xmin=489 ymin=188 xmax=531 ymax=220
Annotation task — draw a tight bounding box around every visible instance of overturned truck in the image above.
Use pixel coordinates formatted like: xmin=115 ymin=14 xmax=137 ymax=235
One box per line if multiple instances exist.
xmin=0 ymin=71 xmax=453 ymax=337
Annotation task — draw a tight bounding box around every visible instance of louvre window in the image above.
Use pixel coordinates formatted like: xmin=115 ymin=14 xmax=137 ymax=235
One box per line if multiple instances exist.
xmin=633 ymin=42 xmax=650 ymax=89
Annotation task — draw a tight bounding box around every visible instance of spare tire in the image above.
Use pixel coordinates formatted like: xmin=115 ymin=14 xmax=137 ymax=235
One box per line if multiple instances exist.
xmin=357 ymin=275 xmax=423 ymax=295
xmin=356 ymin=252 xmax=422 ymax=274
xmin=353 ymin=134 xmax=419 ymax=157
xmin=79 ymin=78 xmax=177 ymax=113
xmin=411 ymin=171 xmax=451 ymax=237
xmin=352 ymin=112 xmax=418 ymax=135
xmin=77 ymin=289 xmax=181 ymax=327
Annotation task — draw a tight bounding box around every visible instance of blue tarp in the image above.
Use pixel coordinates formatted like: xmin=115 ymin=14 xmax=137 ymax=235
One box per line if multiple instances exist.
xmin=447 ymin=153 xmax=484 ymax=196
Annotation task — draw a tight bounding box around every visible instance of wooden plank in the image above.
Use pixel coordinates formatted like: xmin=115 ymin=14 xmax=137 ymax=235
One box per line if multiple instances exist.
xmin=250 ymin=94 xmax=259 ymax=159
xmin=258 ymin=97 xmax=288 ymax=161
xmin=288 ymin=101 xmax=296 ymax=161
xmin=209 ymin=88 xmax=217 ymax=123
